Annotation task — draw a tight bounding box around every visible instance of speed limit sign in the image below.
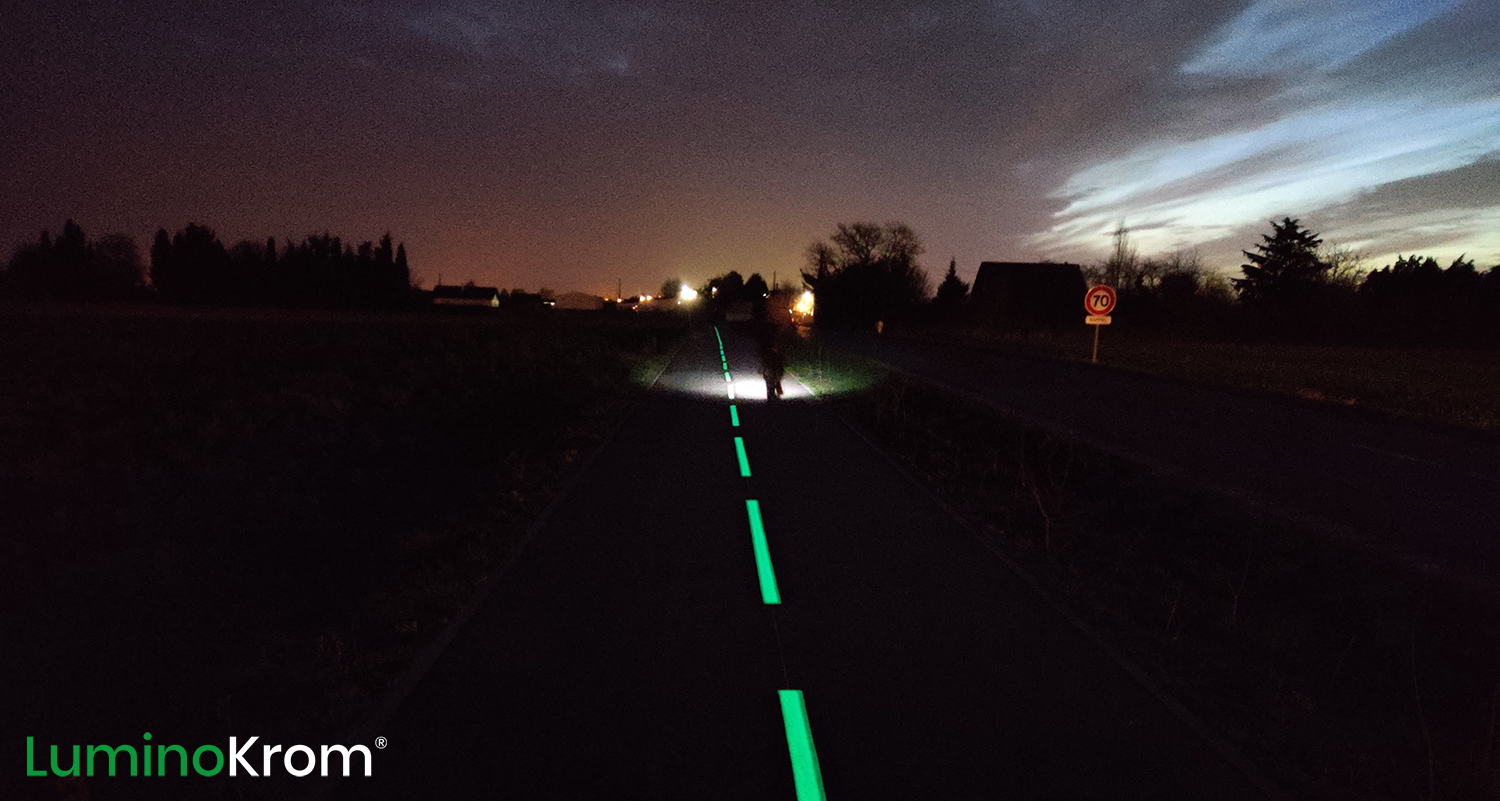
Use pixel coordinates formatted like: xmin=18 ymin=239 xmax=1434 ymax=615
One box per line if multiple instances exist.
xmin=1084 ymin=285 xmax=1116 ymax=316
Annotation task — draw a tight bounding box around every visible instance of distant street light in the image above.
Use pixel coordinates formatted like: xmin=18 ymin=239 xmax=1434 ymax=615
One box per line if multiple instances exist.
xmin=794 ymin=291 xmax=814 ymax=317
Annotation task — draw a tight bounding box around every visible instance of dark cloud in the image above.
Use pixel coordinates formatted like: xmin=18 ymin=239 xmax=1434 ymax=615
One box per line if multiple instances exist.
xmin=1324 ymin=159 xmax=1500 ymax=218
xmin=2 ymin=0 xmax=1495 ymax=292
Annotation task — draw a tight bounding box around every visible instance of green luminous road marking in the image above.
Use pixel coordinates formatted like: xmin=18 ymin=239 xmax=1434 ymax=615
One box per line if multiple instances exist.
xmin=730 ymin=405 xmax=740 ymax=427
xmin=734 ymin=436 xmax=752 ymax=477
xmin=778 ymin=690 xmax=827 ymax=801
xmin=728 ymin=384 xmax=735 ymax=400
xmin=745 ymin=500 xmax=781 ymax=604
xmin=725 ymin=371 xmax=734 ymax=382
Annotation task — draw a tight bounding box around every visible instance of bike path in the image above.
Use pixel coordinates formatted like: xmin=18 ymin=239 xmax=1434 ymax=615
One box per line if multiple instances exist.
xmin=333 ymin=325 xmax=1273 ymax=799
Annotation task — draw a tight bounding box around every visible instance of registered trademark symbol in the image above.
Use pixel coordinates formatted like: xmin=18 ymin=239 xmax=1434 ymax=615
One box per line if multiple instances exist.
xmin=374 ymin=736 xmax=388 ymax=749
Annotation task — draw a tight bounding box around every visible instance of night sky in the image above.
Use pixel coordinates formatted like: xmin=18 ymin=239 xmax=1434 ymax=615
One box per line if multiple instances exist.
xmin=4 ymin=0 xmax=1497 ymax=297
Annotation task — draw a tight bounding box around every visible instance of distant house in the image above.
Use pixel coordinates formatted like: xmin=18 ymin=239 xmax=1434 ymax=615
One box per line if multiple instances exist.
xmin=431 ymin=284 xmax=500 ymax=308
xmin=554 ymin=291 xmax=605 ymax=311
xmin=969 ymin=261 xmax=1086 ymax=330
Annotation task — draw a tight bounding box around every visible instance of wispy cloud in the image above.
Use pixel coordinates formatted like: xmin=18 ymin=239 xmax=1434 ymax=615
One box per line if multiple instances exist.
xmin=1181 ymin=0 xmax=1459 ymax=77
xmin=1029 ymin=0 xmax=1499 ymax=265
xmin=1042 ymin=99 xmax=1500 ymax=244
xmin=404 ymin=1 xmax=665 ymax=80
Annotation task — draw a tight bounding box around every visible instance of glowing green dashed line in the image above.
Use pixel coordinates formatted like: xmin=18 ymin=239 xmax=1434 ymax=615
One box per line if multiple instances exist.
xmin=715 ymin=324 xmax=819 ymax=796
xmin=745 ymin=500 xmax=780 ymax=605
xmin=779 ymin=690 xmax=827 ymax=801
xmin=734 ymin=436 xmax=752 ymax=477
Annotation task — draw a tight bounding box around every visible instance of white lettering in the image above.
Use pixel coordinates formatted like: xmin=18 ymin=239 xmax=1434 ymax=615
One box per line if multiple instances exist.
xmin=262 ymin=744 xmax=282 ymax=777
xmin=284 ymin=745 xmax=316 ymax=777
xmin=320 ymin=744 xmax=372 ymax=777
xmin=229 ymin=737 xmax=259 ymax=777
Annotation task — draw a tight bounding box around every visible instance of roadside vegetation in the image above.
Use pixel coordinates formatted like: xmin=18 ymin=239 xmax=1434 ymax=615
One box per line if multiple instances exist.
xmin=893 ymin=328 xmax=1500 ymax=431
xmin=785 ymin=340 xmax=1500 ymax=801
xmin=786 ymin=217 xmax=1500 ymax=432
xmin=1 ymin=305 xmax=684 ymax=800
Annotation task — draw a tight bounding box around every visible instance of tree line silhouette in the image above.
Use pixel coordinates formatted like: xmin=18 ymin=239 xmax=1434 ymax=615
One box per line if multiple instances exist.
xmin=2 ymin=220 xmax=149 ymax=302
xmin=9 ymin=216 xmax=1498 ymax=346
xmin=926 ymin=217 xmax=1500 ymax=348
xmin=3 ymin=220 xmax=413 ymax=309
xmin=1180 ymin=217 xmax=1499 ymax=346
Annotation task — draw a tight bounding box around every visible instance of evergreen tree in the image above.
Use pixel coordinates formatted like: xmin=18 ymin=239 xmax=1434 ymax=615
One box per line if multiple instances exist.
xmin=150 ymin=228 xmax=173 ymax=294
xmin=934 ymin=257 xmax=969 ymax=315
xmin=1233 ymin=217 xmax=1327 ymax=306
xmin=394 ymin=243 xmax=409 ymax=289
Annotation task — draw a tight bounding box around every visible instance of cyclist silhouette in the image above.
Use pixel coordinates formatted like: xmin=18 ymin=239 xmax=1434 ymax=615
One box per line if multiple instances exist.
xmin=760 ymin=345 xmax=785 ymax=399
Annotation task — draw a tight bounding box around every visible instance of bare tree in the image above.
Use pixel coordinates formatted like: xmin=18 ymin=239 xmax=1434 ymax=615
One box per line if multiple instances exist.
xmin=1104 ymin=220 xmax=1139 ymax=288
xmin=803 ymin=221 xmax=930 ymax=328
xmin=1319 ymin=241 xmax=1369 ymax=290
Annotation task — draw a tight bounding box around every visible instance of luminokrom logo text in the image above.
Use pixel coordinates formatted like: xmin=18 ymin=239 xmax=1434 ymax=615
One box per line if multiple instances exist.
xmin=26 ymin=734 xmax=373 ymax=777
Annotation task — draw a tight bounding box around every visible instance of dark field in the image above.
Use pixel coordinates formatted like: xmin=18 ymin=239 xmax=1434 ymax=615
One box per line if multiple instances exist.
xmin=787 ymin=341 xmax=1500 ymax=801
xmin=1 ymin=304 xmax=684 ymax=801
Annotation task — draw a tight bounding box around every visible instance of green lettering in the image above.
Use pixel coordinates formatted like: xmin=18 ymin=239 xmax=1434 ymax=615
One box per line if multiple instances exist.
xmin=25 ymin=737 xmax=46 ymax=777
xmin=87 ymin=744 xmax=137 ymax=777
xmin=193 ymin=744 xmax=223 ymax=777
xmin=159 ymin=744 xmax=188 ymax=776
xmin=51 ymin=744 xmax=80 ymax=777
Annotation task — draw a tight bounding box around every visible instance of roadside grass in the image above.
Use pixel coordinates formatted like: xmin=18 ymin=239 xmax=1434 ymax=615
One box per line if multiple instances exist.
xmin=787 ymin=336 xmax=1500 ymax=801
xmin=900 ymin=326 xmax=1500 ymax=431
xmin=783 ymin=325 xmax=889 ymax=397
xmin=1 ymin=305 xmax=683 ymax=800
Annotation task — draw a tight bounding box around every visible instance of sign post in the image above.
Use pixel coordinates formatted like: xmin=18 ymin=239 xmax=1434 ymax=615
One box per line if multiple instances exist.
xmin=1083 ymin=286 xmax=1116 ymax=364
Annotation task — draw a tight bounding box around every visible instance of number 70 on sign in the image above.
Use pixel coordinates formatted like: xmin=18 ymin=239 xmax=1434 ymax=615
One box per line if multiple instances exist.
xmin=1085 ymin=285 xmax=1116 ymax=321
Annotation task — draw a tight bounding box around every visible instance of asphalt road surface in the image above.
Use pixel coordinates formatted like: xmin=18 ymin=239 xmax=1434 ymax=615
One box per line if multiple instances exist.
xmin=331 ymin=325 xmax=1274 ymax=800
xmin=822 ymin=331 xmax=1500 ymax=586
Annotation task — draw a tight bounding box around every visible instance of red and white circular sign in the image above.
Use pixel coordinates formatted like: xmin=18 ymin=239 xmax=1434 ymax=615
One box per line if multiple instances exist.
xmin=1084 ymin=285 xmax=1116 ymax=315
